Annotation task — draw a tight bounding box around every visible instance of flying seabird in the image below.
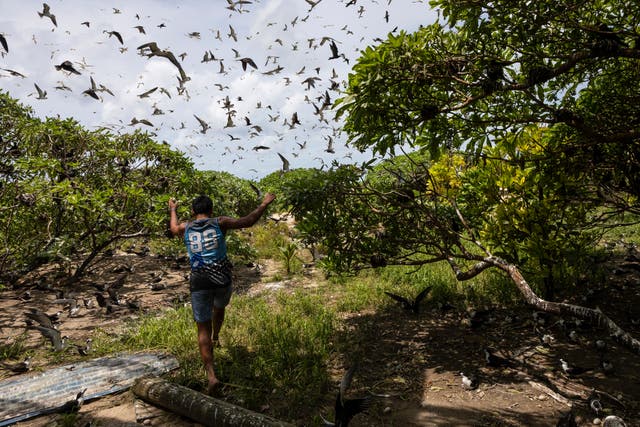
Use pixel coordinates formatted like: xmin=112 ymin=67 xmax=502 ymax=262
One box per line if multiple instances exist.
xmin=55 ymin=60 xmax=81 ymax=75
xmin=33 ymin=83 xmax=47 ymax=99
xmin=277 ymin=153 xmax=290 ymax=172
xmin=38 ymin=3 xmax=57 ymax=27
xmin=137 ymin=87 xmax=158 ymax=98
xmin=194 ymin=114 xmax=210 ymax=134
xmin=238 ymin=57 xmax=257 ymax=71
xmin=321 ymin=364 xmax=371 ymax=427
xmin=105 ymin=30 xmax=124 ymax=45
xmin=0 ymin=33 xmax=8 ymax=54
xmin=137 ymin=42 xmax=188 ymax=81
xmin=33 ymin=325 xmax=66 ymax=351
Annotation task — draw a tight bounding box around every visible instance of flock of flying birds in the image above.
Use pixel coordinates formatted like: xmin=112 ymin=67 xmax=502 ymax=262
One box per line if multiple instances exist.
xmin=0 ymin=0 xmax=421 ymax=177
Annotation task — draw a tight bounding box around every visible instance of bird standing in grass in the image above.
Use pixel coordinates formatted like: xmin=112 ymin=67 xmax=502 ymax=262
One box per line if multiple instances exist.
xmin=0 ymin=356 xmax=31 ymax=373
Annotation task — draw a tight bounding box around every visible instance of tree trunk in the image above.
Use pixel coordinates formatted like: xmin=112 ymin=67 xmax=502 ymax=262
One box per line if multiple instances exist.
xmin=484 ymin=256 xmax=640 ymax=354
xmin=132 ymin=377 xmax=295 ymax=427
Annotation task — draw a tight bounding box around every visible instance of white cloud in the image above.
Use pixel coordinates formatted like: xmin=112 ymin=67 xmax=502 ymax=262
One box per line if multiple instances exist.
xmin=0 ymin=0 xmax=437 ymax=179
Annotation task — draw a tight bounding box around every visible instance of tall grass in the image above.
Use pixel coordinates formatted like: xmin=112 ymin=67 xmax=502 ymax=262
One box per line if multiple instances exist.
xmin=250 ymin=221 xmax=291 ymax=258
xmin=92 ymin=291 xmax=336 ymax=417
xmin=328 ymin=261 xmax=519 ymax=314
xmin=0 ymin=332 xmax=29 ymax=361
xmin=219 ymin=291 xmax=335 ymax=414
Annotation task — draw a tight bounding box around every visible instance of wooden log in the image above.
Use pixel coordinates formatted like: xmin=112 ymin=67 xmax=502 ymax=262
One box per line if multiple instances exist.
xmin=132 ymin=377 xmax=294 ymax=427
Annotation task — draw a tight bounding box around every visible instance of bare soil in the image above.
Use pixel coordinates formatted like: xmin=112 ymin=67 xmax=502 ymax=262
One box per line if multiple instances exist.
xmin=1 ymin=247 xmax=640 ymax=427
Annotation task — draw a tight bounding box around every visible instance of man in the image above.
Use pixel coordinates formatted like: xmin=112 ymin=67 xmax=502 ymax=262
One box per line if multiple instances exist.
xmin=168 ymin=192 xmax=276 ymax=394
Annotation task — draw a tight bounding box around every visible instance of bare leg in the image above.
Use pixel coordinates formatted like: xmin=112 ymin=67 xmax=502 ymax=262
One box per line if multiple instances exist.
xmin=196 ymin=321 xmax=219 ymax=394
xmin=211 ymin=306 xmax=225 ymax=343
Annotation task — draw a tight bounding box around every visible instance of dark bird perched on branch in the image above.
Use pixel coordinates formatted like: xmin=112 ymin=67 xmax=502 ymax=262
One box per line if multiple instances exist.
xmin=321 ymin=364 xmax=371 ymax=426
xmin=384 ymin=286 xmax=432 ymax=314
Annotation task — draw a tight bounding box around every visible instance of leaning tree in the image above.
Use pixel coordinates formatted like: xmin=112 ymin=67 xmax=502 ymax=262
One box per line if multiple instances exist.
xmin=288 ymin=0 xmax=640 ymax=352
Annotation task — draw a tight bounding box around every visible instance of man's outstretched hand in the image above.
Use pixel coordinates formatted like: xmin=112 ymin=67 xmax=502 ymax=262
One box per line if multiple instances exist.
xmin=168 ymin=198 xmax=178 ymax=210
xmin=262 ymin=193 xmax=276 ymax=205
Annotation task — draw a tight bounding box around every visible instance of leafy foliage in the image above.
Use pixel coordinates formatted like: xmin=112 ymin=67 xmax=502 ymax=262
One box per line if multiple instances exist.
xmin=0 ymin=91 xmax=198 ymax=279
xmin=336 ymin=0 xmax=640 ymax=204
xmin=322 ymin=0 xmax=640 ymax=297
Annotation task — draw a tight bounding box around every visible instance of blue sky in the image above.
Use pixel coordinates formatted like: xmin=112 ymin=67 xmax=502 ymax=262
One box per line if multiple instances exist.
xmin=1 ymin=0 xmax=437 ymax=179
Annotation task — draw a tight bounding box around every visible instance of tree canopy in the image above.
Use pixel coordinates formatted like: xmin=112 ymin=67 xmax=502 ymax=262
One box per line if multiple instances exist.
xmin=0 ymin=91 xmax=242 ymax=280
xmin=283 ymin=0 xmax=640 ymax=352
xmin=336 ymin=0 xmax=640 ymax=205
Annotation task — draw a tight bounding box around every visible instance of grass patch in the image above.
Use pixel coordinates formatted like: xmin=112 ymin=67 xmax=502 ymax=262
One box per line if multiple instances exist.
xmin=600 ymin=215 xmax=640 ymax=245
xmin=250 ymin=221 xmax=291 ymax=258
xmin=0 ymin=332 xmax=29 ymax=361
xmin=327 ymin=261 xmax=519 ymax=314
xmin=219 ymin=291 xmax=336 ymax=416
xmin=92 ymin=292 xmax=337 ymax=418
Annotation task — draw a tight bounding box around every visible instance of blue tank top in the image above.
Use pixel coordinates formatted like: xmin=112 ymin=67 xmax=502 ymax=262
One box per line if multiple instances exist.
xmin=184 ymin=218 xmax=227 ymax=270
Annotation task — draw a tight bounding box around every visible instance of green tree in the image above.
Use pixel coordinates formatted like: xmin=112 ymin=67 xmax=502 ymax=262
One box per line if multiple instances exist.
xmin=322 ymin=1 xmax=640 ymax=352
xmin=337 ymin=0 xmax=640 ymax=205
xmin=0 ymin=91 xmax=197 ymax=280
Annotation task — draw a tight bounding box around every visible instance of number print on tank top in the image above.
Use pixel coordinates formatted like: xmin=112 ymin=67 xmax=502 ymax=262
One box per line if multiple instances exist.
xmin=187 ymin=229 xmax=218 ymax=253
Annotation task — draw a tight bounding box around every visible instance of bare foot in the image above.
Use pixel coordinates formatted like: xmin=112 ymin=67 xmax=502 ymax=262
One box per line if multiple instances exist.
xmin=207 ymin=379 xmax=221 ymax=396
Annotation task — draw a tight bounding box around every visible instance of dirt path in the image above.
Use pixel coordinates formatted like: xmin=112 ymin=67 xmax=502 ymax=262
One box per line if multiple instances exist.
xmin=1 ymin=251 xmax=639 ymax=426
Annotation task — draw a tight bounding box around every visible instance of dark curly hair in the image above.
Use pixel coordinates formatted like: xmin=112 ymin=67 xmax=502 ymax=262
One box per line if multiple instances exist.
xmin=191 ymin=195 xmax=213 ymax=215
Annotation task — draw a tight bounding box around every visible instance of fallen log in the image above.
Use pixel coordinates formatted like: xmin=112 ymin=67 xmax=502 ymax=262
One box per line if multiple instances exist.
xmin=132 ymin=377 xmax=294 ymax=427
